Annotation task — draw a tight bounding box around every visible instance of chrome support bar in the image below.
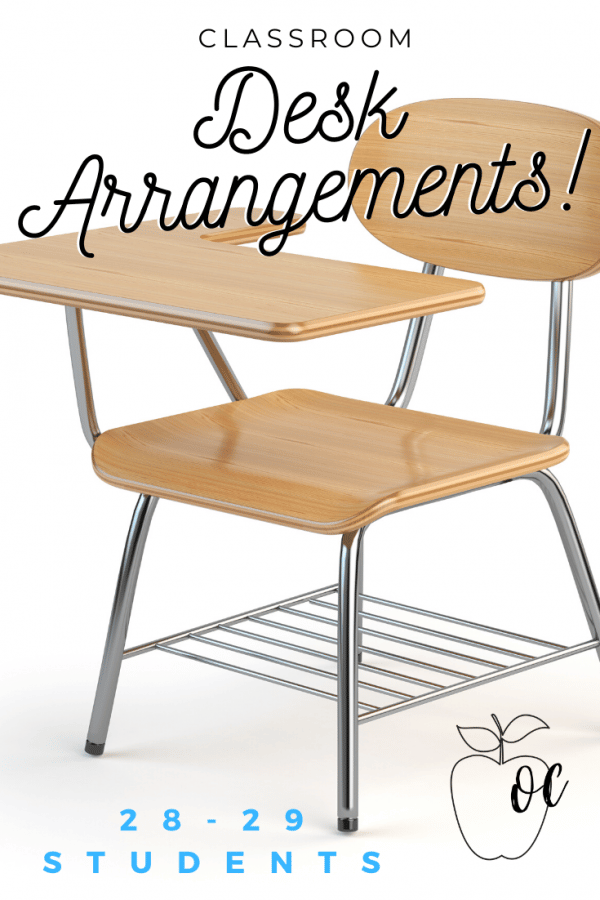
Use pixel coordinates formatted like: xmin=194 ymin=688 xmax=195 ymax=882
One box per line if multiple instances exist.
xmin=520 ymin=470 xmax=600 ymax=656
xmin=540 ymin=281 xmax=573 ymax=436
xmin=85 ymin=494 xmax=159 ymax=754
xmin=357 ymin=526 xmax=366 ymax=663
xmin=337 ymin=528 xmax=365 ymax=833
xmin=65 ymin=307 xmax=101 ymax=447
xmin=385 ymin=262 xmax=445 ymax=407
xmin=193 ymin=329 xmax=247 ymax=401
xmin=358 ymin=639 xmax=599 ymax=723
xmin=65 ymin=313 xmax=247 ymax=446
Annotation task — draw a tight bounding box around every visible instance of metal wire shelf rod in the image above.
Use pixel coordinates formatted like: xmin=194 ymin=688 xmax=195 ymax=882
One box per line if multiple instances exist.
xmin=358 ymin=639 xmax=599 ymax=723
xmin=220 ymin=624 xmax=444 ymax=689
xmin=156 ymin=642 xmax=378 ymax=710
xmin=281 ymin=607 xmax=507 ymax=669
xmin=247 ymin=614 xmax=475 ymax=679
xmin=311 ymin=598 xmax=535 ymax=660
xmin=123 ymin=585 xmax=337 ymax=658
xmin=359 ymin=593 xmax=566 ymax=650
xmin=188 ymin=633 xmax=414 ymax=700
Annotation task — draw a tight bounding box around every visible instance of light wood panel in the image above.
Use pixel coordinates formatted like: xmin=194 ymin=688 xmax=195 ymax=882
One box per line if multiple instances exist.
xmin=195 ymin=208 xmax=305 ymax=244
xmin=350 ymin=99 xmax=600 ymax=281
xmin=92 ymin=389 xmax=568 ymax=534
xmin=0 ymin=222 xmax=483 ymax=340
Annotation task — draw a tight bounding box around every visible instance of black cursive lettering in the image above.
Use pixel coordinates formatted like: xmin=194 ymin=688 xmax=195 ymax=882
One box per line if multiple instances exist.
xmin=18 ymin=154 xmax=104 ymax=258
xmin=193 ymin=66 xmax=278 ymax=154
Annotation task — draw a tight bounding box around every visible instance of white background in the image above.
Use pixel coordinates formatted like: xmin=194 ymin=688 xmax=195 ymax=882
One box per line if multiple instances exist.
xmin=1 ymin=0 xmax=600 ymax=896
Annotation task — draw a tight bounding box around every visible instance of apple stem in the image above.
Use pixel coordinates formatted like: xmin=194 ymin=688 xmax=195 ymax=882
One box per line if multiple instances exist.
xmin=491 ymin=713 xmax=504 ymax=764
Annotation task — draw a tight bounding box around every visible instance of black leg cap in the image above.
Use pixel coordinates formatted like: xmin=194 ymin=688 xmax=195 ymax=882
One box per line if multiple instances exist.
xmin=85 ymin=741 xmax=105 ymax=756
xmin=338 ymin=817 xmax=358 ymax=832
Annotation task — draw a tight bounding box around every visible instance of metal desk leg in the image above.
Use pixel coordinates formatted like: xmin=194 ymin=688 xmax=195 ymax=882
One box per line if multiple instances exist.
xmin=521 ymin=469 xmax=600 ymax=659
xmin=357 ymin=530 xmax=365 ymax=665
xmin=85 ymin=494 xmax=159 ymax=755
xmin=338 ymin=527 xmax=366 ymax=832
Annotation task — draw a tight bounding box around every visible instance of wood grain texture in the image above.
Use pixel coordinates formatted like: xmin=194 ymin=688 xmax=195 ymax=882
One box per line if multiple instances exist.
xmin=196 ymin=208 xmax=306 ymax=244
xmin=350 ymin=99 xmax=600 ymax=281
xmin=92 ymin=389 xmax=568 ymax=534
xmin=0 ymin=220 xmax=483 ymax=340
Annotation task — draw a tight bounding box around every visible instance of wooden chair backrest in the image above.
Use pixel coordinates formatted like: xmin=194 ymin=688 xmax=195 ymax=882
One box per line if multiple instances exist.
xmin=349 ymin=98 xmax=600 ymax=281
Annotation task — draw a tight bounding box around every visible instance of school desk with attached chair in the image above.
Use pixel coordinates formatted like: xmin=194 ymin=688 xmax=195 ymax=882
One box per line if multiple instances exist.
xmin=1 ymin=99 xmax=599 ymax=833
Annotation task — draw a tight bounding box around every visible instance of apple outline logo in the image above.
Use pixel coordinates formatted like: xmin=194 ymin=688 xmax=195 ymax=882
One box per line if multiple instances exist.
xmin=450 ymin=713 xmax=568 ymax=860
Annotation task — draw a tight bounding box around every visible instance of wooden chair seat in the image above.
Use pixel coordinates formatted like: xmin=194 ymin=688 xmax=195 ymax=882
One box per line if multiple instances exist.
xmin=92 ymin=389 xmax=568 ymax=534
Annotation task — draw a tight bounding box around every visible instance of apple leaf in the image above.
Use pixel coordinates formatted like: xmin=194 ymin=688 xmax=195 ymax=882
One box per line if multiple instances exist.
xmin=456 ymin=726 xmax=501 ymax=752
xmin=501 ymin=714 xmax=549 ymax=744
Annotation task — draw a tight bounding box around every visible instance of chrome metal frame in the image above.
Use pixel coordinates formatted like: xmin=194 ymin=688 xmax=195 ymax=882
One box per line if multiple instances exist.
xmin=68 ymin=264 xmax=597 ymax=834
xmin=90 ymin=470 xmax=599 ymax=832
xmin=540 ymin=281 xmax=572 ymax=437
xmin=193 ymin=328 xmax=247 ymax=401
xmin=522 ymin=469 xmax=600 ymax=650
xmin=385 ymin=263 xmax=444 ymax=408
xmin=121 ymin=577 xmax=594 ymax=715
xmin=337 ymin=528 xmax=365 ymax=832
xmin=65 ymin=309 xmax=247 ymax=449
xmin=85 ymin=494 xmax=158 ymax=754
xmin=65 ymin=307 xmax=101 ymax=447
